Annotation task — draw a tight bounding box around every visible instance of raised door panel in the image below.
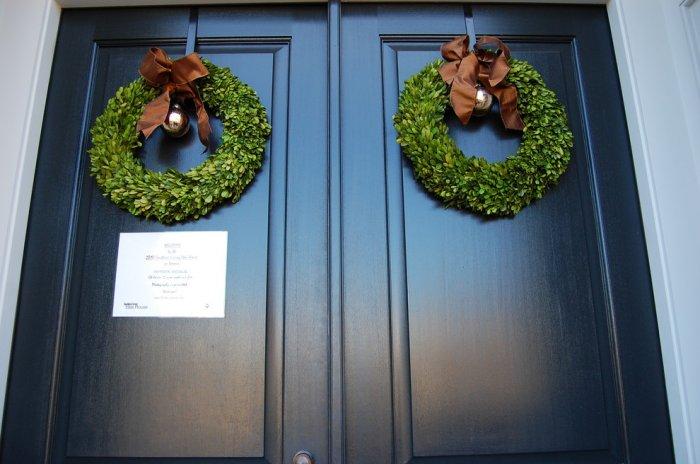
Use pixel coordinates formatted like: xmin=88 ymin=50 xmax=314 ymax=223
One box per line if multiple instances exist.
xmin=340 ymin=5 xmax=673 ymax=464
xmin=393 ymin=39 xmax=610 ymax=458
xmin=64 ymin=41 xmax=282 ymax=458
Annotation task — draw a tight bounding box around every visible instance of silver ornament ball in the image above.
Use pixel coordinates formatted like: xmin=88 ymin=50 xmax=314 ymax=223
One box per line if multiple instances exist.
xmin=162 ymin=103 xmax=190 ymax=138
xmin=472 ymin=85 xmax=494 ymax=117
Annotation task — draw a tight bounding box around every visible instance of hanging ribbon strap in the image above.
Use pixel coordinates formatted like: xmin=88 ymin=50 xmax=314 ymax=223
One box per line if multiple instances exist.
xmin=439 ymin=35 xmax=524 ymax=130
xmin=136 ymin=47 xmax=212 ymax=146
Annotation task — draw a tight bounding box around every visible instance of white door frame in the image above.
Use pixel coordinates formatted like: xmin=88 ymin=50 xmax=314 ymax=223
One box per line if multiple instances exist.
xmin=1 ymin=0 xmax=698 ymax=461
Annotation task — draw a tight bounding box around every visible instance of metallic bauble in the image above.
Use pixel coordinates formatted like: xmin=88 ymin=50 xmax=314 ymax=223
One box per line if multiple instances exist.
xmin=162 ymin=103 xmax=190 ymax=138
xmin=472 ymin=85 xmax=494 ymax=117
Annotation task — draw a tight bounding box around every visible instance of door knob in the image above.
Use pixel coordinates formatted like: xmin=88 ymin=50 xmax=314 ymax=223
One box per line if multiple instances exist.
xmin=292 ymin=450 xmax=315 ymax=464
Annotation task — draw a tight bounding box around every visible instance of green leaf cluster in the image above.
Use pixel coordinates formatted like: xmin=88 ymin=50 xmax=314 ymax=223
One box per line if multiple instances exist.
xmin=88 ymin=59 xmax=271 ymax=223
xmin=393 ymin=59 xmax=573 ymax=216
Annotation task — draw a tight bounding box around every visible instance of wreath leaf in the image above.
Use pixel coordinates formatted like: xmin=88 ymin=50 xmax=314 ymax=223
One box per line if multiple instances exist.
xmin=88 ymin=60 xmax=271 ymax=224
xmin=393 ymin=59 xmax=573 ymax=216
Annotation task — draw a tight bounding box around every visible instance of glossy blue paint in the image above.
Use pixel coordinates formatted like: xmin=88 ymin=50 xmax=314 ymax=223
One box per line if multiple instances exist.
xmin=339 ymin=4 xmax=672 ymax=464
xmin=1 ymin=6 xmax=328 ymax=464
xmin=1 ymin=5 xmax=672 ymax=464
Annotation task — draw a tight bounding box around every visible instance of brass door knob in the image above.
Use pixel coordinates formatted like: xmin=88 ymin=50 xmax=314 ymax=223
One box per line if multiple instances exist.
xmin=292 ymin=450 xmax=314 ymax=464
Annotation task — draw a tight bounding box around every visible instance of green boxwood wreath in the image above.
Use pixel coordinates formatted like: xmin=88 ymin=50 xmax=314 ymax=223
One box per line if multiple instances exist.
xmin=89 ymin=59 xmax=271 ymax=223
xmin=393 ymin=59 xmax=573 ymax=216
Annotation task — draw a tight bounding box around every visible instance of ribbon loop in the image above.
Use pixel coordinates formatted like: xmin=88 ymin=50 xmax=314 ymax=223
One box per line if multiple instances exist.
xmin=136 ymin=47 xmax=212 ymax=146
xmin=439 ymin=35 xmax=524 ymax=130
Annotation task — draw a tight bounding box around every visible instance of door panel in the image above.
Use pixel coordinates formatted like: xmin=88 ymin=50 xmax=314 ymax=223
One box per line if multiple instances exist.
xmin=398 ymin=42 xmax=608 ymax=456
xmin=65 ymin=43 xmax=280 ymax=458
xmin=1 ymin=6 xmax=328 ymax=463
xmin=340 ymin=4 xmax=673 ymax=464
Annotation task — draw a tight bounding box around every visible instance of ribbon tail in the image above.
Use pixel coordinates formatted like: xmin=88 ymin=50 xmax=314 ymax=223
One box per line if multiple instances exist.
xmin=490 ymin=84 xmax=524 ymax=131
xmin=450 ymin=77 xmax=478 ymax=125
xmin=194 ymin=98 xmax=212 ymax=148
xmin=488 ymin=55 xmax=510 ymax=87
xmin=137 ymin=91 xmax=171 ymax=138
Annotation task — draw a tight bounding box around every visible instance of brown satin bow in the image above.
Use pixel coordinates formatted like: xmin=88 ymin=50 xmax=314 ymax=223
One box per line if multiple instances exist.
xmin=136 ymin=47 xmax=212 ymax=146
xmin=439 ymin=35 xmax=524 ymax=131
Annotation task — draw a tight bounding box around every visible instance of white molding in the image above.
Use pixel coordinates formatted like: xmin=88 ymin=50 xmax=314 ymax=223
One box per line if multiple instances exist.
xmin=607 ymin=2 xmax=700 ymax=462
xmin=0 ymin=2 xmax=698 ymax=463
xmin=0 ymin=0 xmax=61 ymax=430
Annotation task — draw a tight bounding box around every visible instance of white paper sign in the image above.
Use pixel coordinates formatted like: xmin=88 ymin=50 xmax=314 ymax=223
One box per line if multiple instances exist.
xmin=112 ymin=231 xmax=227 ymax=318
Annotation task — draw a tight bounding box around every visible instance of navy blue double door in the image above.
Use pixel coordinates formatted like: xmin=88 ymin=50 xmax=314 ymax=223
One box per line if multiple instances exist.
xmin=2 ymin=4 xmax=673 ymax=464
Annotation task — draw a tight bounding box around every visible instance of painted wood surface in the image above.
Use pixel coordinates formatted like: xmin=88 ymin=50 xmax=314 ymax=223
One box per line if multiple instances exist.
xmin=339 ymin=4 xmax=672 ymax=463
xmin=1 ymin=6 xmax=328 ymax=463
xmin=1 ymin=4 xmax=673 ymax=464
